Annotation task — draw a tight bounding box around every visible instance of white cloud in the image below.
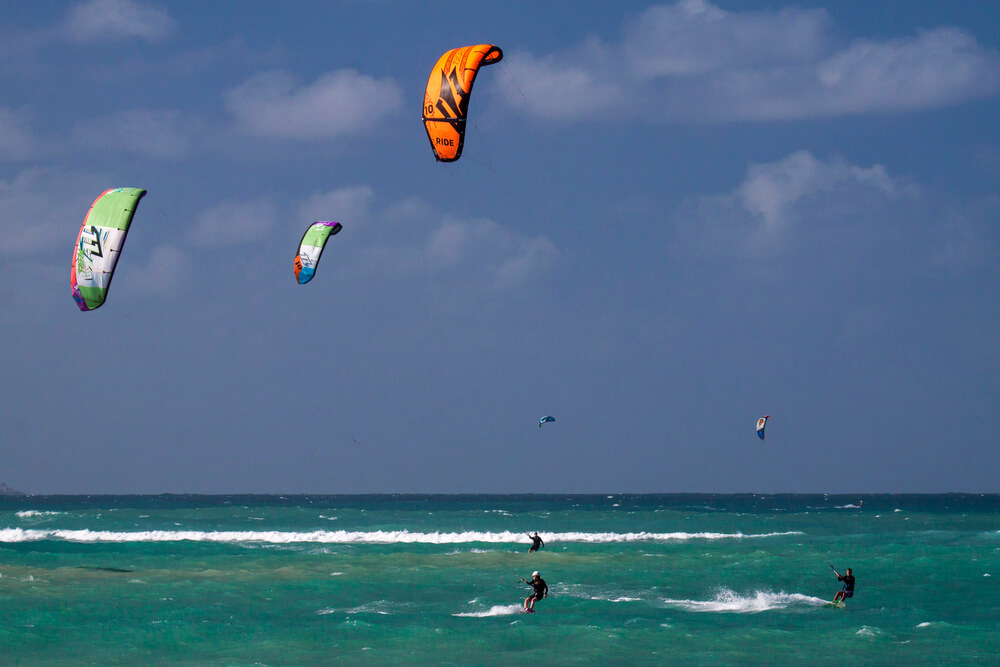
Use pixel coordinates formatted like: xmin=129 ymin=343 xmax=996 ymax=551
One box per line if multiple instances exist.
xmin=500 ymin=50 xmax=618 ymax=121
xmin=670 ymin=150 xmax=969 ymax=267
xmin=500 ymin=0 xmax=1000 ymax=122
xmin=225 ymin=69 xmax=403 ymax=140
xmin=292 ymin=186 xmax=559 ymax=292
xmin=0 ymin=108 xmax=35 ymax=160
xmin=296 ymin=185 xmax=374 ymax=227
xmin=63 ymin=0 xmax=176 ymax=43
xmin=189 ymin=198 xmax=277 ymax=248
xmin=737 ymin=151 xmax=899 ymax=228
xmin=182 ymin=186 xmax=555 ymax=295
xmin=495 ymin=235 xmax=561 ymax=288
xmin=813 ymin=28 xmax=999 ymax=115
xmin=0 ymin=168 xmax=104 ymax=256
xmin=624 ymin=0 xmax=830 ymax=79
xmin=72 ymin=110 xmax=192 ymax=159
xmin=366 ymin=211 xmax=558 ymax=292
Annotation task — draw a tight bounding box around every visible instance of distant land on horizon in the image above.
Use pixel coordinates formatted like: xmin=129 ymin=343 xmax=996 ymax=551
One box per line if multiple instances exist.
xmin=0 ymin=482 xmax=26 ymax=496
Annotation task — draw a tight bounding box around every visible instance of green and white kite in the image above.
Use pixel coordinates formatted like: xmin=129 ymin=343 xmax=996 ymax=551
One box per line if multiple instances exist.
xmin=71 ymin=188 xmax=146 ymax=311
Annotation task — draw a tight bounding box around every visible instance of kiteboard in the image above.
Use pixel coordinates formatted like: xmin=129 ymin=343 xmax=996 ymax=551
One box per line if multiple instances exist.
xmin=522 ymin=608 xmax=535 ymax=614
xmin=826 ymin=601 xmax=846 ymax=608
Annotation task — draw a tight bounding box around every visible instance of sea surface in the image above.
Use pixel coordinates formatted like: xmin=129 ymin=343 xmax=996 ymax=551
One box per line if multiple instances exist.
xmin=1 ymin=494 xmax=998 ymax=665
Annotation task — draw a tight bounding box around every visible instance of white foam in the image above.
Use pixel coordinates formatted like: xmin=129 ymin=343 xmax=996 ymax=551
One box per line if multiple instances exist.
xmin=454 ymin=604 xmax=525 ymax=617
xmin=345 ymin=604 xmax=390 ymax=615
xmin=857 ymin=625 xmax=882 ymax=637
xmin=15 ymin=511 xmax=61 ymax=518
xmin=0 ymin=527 xmax=802 ymax=545
xmin=917 ymin=622 xmax=933 ymax=628
xmin=662 ymin=589 xmax=827 ymax=613
xmin=318 ymin=602 xmax=392 ymax=615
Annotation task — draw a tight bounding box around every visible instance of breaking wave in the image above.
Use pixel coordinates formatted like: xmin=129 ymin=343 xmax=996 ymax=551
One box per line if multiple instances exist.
xmin=454 ymin=604 xmax=526 ymax=617
xmin=662 ymin=589 xmax=827 ymax=613
xmin=0 ymin=528 xmax=802 ymax=545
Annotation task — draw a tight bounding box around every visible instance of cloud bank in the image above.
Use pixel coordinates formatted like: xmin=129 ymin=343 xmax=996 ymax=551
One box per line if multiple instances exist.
xmin=500 ymin=0 xmax=1000 ymax=122
xmin=671 ymin=150 xmax=1000 ymax=277
xmin=0 ymin=169 xmax=104 ymax=257
xmin=63 ymin=0 xmax=176 ymax=43
xmin=190 ymin=198 xmax=278 ymax=248
xmin=225 ymin=70 xmax=403 ymax=140
xmin=736 ymin=150 xmax=899 ymax=228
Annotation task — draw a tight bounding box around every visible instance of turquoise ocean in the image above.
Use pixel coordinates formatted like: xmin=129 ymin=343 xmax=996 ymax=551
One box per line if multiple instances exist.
xmin=2 ymin=494 xmax=998 ymax=665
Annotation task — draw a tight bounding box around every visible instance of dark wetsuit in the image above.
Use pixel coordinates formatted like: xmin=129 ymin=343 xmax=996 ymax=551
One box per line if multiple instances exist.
xmin=529 ymin=535 xmax=544 ymax=552
xmin=838 ymin=574 xmax=855 ymax=598
xmin=527 ymin=577 xmax=548 ymax=602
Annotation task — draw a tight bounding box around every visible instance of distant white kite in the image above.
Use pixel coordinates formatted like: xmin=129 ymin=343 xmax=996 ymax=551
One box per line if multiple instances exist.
xmin=756 ymin=415 xmax=770 ymax=440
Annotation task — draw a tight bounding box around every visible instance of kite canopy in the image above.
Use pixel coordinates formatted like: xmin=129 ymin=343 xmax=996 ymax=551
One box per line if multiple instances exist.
xmin=539 ymin=416 xmax=555 ymax=428
xmin=422 ymin=44 xmax=503 ymax=162
xmin=71 ymin=187 xmax=147 ymax=311
xmin=756 ymin=415 xmax=770 ymax=440
xmin=294 ymin=221 xmax=343 ymax=284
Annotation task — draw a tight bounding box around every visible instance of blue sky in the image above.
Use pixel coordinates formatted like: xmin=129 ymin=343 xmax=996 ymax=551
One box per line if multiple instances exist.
xmin=2 ymin=0 xmax=999 ymax=494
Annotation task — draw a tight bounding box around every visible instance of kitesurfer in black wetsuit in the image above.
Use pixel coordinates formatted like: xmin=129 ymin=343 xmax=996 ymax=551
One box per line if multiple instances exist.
xmin=527 ymin=532 xmax=544 ymax=552
xmin=519 ymin=571 xmax=548 ymax=612
xmin=832 ymin=567 xmax=855 ymax=604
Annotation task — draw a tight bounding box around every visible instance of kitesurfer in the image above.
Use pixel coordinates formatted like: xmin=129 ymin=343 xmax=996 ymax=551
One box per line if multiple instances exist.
xmin=527 ymin=532 xmax=544 ymax=552
xmin=831 ymin=566 xmax=855 ymax=603
xmin=519 ymin=571 xmax=548 ymax=612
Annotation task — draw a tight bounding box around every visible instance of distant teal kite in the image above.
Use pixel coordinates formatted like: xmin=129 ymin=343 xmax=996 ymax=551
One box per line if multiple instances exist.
xmin=539 ymin=416 xmax=555 ymax=428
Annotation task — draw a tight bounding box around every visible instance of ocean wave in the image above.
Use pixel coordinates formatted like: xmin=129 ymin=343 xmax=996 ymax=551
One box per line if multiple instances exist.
xmin=662 ymin=589 xmax=827 ymax=613
xmin=15 ymin=511 xmax=62 ymax=518
xmin=454 ymin=604 xmax=525 ymax=617
xmin=555 ymin=582 xmax=644 ymax=603
xmin=589 ymin=595 xmax=642 ymax=602
xmin=0 ymin=528 xmax=802 ymax=545
xmin=317 ymin=601 xmax=394 ymax=616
